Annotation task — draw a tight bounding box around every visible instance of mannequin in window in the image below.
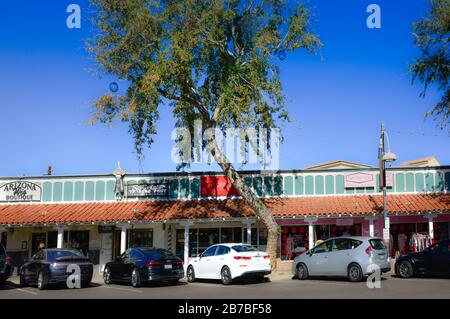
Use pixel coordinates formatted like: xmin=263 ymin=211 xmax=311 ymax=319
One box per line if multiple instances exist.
xmin=208 ymin=233 xmax=215 ymax=245
xmin=286 ymin=234 xmax=294 ymax=260
xmin=342 ymin=227 xmax=352 ymax=237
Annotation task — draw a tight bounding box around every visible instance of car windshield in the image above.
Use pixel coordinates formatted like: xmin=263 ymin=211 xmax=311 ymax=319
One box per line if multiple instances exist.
xmin=140 ymin=248 xmax=178 ymax=260
xmin=231 ymin=245 xmax=259 ymax=253
xmin=46 ymin=250 xmax=86 ymax=262
xmin=426 ymin=243 xmax=439 ymax=252
xmin=369 ymin=239 xmax=386 ymax=250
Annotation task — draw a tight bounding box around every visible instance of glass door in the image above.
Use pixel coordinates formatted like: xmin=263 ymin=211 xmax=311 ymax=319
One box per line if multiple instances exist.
xmin=31 ymin=232 xmax=47 ymax=256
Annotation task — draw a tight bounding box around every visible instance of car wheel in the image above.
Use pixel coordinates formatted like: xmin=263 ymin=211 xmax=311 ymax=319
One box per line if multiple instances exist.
xmin=186 ymin=266 xmax=196 ymax=283
xmin=296 ymin=263 xmax=309 ymax=280
xmin=103 ymin=267 xmax=112 ymax=285
xmin=347 ymin=263 xmax=363 ymax=282
xmin=221 ymin=266 xmax=232 ymax=285
xmin=37 ymin=272 xmax=47 ymax=290
xmin=131 ymin=268 xmax=141 ymax=288
xmin=397 ymin=261 xmax=414 ymax=279
xmin=20 ymin=269 xmax=28 ymax=287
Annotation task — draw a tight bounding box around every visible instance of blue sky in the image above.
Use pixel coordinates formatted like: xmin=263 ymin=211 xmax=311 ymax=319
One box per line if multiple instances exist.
xmin=0 ymin=0 xmax=449 ymax=177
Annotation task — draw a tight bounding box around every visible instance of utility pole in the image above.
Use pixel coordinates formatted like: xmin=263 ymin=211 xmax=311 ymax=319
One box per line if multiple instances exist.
xmin=378 ymin=124 xmax=396 ymax=255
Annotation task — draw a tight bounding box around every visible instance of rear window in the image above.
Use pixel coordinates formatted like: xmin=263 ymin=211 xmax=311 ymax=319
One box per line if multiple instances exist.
xmin=141 ymin=248 xmax=177 ymax=260
xmin=47 ymin=250 xmax=85 ymax=262
xmin=369 ymin=239 xmax=386 ymax=250
xmin=231 ymin=245 xmax=259 ymax=253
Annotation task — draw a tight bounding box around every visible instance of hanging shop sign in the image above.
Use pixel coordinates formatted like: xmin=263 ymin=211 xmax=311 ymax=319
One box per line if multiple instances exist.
xmin=200 ymin=176 xmax=239 ymax=197
xmin=344 ymin=172 xmax=393 ymax=188
xmin=98 ymin=225 xmax=115 ymax=233
xmin=336 ymin=218 xmax=354 ymax=226
xmin=127 ymin=182 xmax=169 ymax=197
xmin=0 ymin=181 xmax=41 ymax=202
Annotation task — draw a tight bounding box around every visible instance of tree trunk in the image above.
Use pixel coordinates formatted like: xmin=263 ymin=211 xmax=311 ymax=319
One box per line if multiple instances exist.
xmin=204 ymin=128 xmax=279 ymax=270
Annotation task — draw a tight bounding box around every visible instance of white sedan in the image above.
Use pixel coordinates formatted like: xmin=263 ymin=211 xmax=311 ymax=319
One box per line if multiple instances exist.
xmin=186 ymin=243 xmax=272 ymax=285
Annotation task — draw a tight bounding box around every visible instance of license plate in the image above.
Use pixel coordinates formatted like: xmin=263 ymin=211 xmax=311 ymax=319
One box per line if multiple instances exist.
xmin=164 ymin=264 xmax=172 ymax=269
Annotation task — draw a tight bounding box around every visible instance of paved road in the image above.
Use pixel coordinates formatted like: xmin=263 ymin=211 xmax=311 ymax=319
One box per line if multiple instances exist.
xmin=1 ymin=274 xmax=449 ymax=299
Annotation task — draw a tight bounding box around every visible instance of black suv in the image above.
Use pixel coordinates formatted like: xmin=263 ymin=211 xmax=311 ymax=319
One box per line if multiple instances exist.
xmin=0 ymin=242 xmax=13 ymax=288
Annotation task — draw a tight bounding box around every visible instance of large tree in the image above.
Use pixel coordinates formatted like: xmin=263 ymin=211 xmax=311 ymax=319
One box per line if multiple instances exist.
xmin=88 ymin=0 xmax=320 ymax=268
xmin=410 ymin=0 xmax=449 ymax=128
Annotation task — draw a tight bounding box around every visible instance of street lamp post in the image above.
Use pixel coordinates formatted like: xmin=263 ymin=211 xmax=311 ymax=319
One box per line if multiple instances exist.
xmin=378 ymin=124 xmax=397 ymax=255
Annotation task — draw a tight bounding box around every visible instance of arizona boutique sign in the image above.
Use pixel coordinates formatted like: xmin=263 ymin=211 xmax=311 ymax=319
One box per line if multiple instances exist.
xmin=0 ymin=181 xmax=42 ymax=202
xmin=127 ymin=183 xmax=169 ymax=197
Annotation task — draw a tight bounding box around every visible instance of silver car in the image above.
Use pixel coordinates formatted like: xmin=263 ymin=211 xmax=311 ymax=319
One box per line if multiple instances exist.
xmin=292 ymin=237 xmax=391 ymax=282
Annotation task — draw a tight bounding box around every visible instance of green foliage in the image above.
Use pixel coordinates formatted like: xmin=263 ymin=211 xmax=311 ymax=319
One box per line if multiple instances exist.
xmin=88 ymin=0 xmax=321 ymax=159
xmin=410 ymin=0 xmax=450 ymax=128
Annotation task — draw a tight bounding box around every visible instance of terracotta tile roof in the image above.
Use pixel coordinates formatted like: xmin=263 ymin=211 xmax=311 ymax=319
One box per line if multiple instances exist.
xmin=0 ymin=194 xmax=449 ymax=225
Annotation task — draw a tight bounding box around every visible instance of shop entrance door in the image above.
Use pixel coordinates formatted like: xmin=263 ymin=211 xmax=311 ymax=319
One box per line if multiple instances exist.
xmin=100 ymin=233 xmax=113 ymax=273
xmin=114 ymin=230 xmax=121 ymax=258
xmin=31 ymin=233 xmax=47 ymax=256
xmin=47 ymin=231 xmax=58 ymax=248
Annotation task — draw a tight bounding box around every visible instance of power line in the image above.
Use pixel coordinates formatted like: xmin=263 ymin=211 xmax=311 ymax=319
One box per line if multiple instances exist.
xmin=390 ymin=130 xmax=450 ymax=138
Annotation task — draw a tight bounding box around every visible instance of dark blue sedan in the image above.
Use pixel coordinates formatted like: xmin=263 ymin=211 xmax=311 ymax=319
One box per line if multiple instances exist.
xmin=103 ymin=247 xmax=184 ymax=288
xmin=20 ymin=249 xmax=93 ymax=290
xmin=395 ymin=239 xmax=450 ymax=278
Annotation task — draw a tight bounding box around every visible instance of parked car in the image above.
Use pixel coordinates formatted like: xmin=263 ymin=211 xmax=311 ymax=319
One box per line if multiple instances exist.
xmin=186 ymin=243 xmax=271 ymax=285
xmin=103 ymin=247 xmax=184 ymax=288
xmin=292 ymin=237 xmax=391 ymax=282
xmin=0 ymin=242 xmax=13 ymax=289
xmin=19 ymin=248 xmax=93 ymax=290
xmin=395 ymin=239 xmax=450 ymax=278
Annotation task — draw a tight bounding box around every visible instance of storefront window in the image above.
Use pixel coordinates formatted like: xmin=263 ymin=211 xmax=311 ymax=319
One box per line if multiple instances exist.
xmin=258 ymin=229 xmax=268 ymax=246
xmin=31 ymin=233 xmax=47 ymax=255
xmin=281 ymin=226 xmax=309 ymax=261
xmin=198 ymin=228 xmax=219 ymax=255
xmin=315 ymin=225 xmax=329 ymax=241
xmin=1 ymin=232 xmax=6 ymax=248
xmin=280 ymin=223 xmax=363 ymax=261
xmin=129 ymin=229 xmax=153 ymax=248
xmin=389 ymin=222 xmax=449 ymax=257
xmin=220 ymin=227 xmax=242 ymax=243
xmin=176 ymin=227 xmax=252 ymax=259
xmin=175 ymin=229 xmax=198 ymax=259
xmin=242 ymin=227 xmax=257 ymax=246
xmin=68 ymin=231 xmax=90 ymax=256
xmin=47 ymin=231 xmax=57 ymax=249
xmin=434 ymin=222 xmax=449 ymax=241
xmin=315 ymin=224 xmax=362 ymax=242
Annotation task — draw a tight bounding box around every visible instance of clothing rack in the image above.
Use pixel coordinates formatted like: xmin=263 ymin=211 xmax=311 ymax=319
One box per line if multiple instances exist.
xmin=409 ymin=232 xmax=432 ymax=253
